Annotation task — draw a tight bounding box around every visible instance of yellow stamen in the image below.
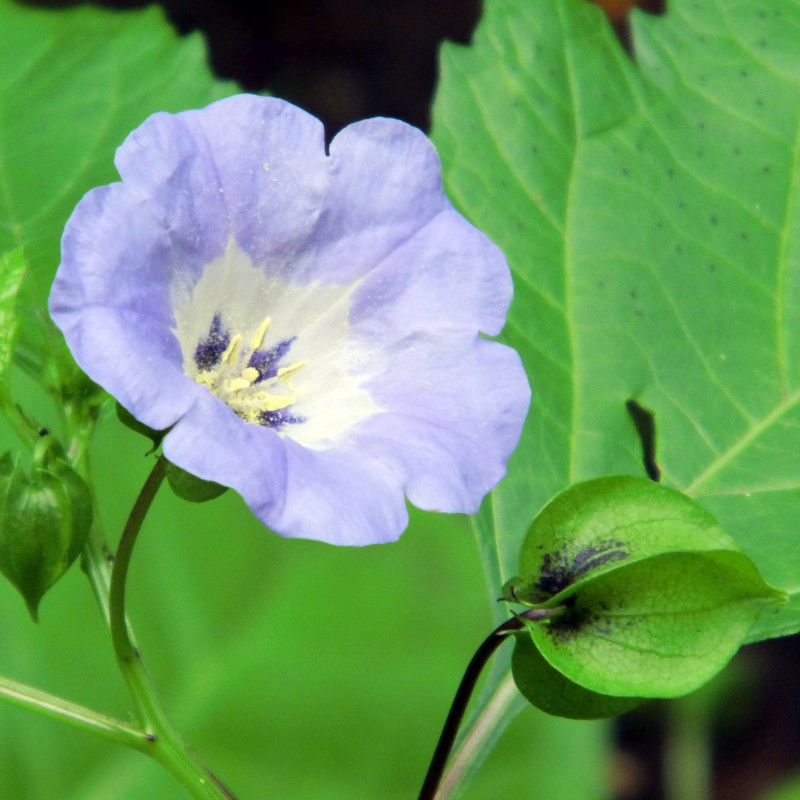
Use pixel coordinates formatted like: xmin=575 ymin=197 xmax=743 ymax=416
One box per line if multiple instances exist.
xmin=221 ymin=334 xmax=242 ymax=365
xmin=257 ymin=391 xmax=297 ymax=411
xmin=250 ymin=317 xmax=272 ymax=350
xmin=191 ymin=317 xmax=305 ymax=429
xmin=227 ymin=366 xmax=260 ymax=391
xmin=277 ymin=360 xmax=308 ymax=382
xmin=196 ymin=371 xmax=215 ymax=388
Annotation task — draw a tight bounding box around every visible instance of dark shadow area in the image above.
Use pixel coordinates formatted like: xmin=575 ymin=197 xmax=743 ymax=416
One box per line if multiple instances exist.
xmin=626 ymin=399 xmax=661 ymax=482
xmin=18 ymin=0 xmax=481 ymax=134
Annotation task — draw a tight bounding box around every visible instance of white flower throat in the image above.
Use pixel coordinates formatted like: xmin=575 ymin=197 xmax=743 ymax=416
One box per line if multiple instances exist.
xmin=172 ymin=241 xmax=383 ymax=447
xmin=193 ymin=312 xmax=307 ymax=428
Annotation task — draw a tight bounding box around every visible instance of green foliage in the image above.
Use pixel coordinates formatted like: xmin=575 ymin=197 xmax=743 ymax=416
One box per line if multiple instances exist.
xmin=0 ymin=445 xmax=92 ymax=620
xmin=0 ymin=0 xmax=235 ymax=365
xmin=0 ymin=0 xmax=797 ymax=794
xmin=0 ymin=249 xmax=26 ymax=394
xmin=432 ymin=0 xmax=800 ymax=644
xmin=2 ymin=5 xmax=577 ymax=799
xmin=115 ymin=402 xmax=166 ymax=452
xmin=535 ymin=549 xmax=778 ymax=695
xmin=506 ymin=475 xmax=743 ymax=606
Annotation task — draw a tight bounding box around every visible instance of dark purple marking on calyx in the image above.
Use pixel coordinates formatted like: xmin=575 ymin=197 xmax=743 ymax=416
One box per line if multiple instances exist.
xmin=536 ymin=539 xmax=628 ymax=597
xmin=194 ymin=313 xmax=230 ymax=371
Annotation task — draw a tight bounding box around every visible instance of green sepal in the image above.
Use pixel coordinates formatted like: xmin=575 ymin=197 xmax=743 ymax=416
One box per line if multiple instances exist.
xmin=164 ymin=459 xmax=228 ymax=504
xmin=0 ymin=449 xmax=92 ymax=620
xmin=511 ymin=632 xmax=644 ymax=720
xmin=116 ymin=402 xmax=166 ymax=451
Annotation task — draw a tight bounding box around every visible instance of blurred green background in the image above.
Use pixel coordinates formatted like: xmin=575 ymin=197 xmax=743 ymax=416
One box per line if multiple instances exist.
xmin=0 ymin=369 xmax=608 ymax=799
xmin=3 ymin=0 xmax=800 ymax=798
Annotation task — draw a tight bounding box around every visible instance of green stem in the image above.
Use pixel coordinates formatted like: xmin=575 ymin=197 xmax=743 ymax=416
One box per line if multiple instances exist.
xmin=108 ymin=456 xmax=166 ymax=669
xmin=0 ymin=674 xmax=152 ymax=751
xmin=664 ymin=693 xmax=713 ymax=800
xmin=0 ymin=391 xmax=40 ymax=449
xmin=106 ymin=456 xmax=238 ymax=800
xmin=434 ymin=671 xmax=521 ymax=800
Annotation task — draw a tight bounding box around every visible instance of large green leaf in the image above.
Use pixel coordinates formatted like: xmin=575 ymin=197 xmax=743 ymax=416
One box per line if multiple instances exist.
xmin=0 ymin=0 xmax=235 ymax=360
xmin=432 ymin=0 xmax=800 ymax=642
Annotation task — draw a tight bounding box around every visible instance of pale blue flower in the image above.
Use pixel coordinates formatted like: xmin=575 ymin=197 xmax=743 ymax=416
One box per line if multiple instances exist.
xmin=50 ymin=95 xmax=529 ymax=545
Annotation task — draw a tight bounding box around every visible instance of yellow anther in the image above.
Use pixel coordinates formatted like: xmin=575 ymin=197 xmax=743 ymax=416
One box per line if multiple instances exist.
xmin=250 ymin=317 xmax=272 ymax=350
xmin=227 ymin=377 xmax=252 ymax=391
xmin=261 ymin=392 xmax=296 ymax=411
xmin=191 ymin=316 xmax=306 ymax=429
xmin=277 ymin=360 xmax=308 ymax=382
xmin=221 ymin=334 xmax=243 ymax=365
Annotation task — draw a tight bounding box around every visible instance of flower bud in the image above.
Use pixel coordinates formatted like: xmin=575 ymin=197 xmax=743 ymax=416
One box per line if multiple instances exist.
xmin=0 ymin=450 xmax=92 ymax=620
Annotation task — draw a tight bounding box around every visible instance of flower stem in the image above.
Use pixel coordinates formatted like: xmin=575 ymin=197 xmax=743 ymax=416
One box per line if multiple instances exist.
xmin=417 ymin=615 xmax=514 ymax=799
xmin=434 ymin=671 xmax=521 ymax=800
xmin=103 ymin=456 xmax=238 ymax=800
xmin=418 ymin=609 xmax=561 ymax=800
xmin=108 ymin=456 xmax=166 ymax=668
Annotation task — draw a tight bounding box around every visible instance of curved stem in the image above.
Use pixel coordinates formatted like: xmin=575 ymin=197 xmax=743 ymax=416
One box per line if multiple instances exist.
xmin=103 ymin=456 xmax=238 ymax=800
xmin=435 ymin=671 xmax=520 ymax=800
xmin=417 ymin=616 xmax=516 ymax=800
xmin=418 ymin=609 xmax=560 ymax=800
xmin=109 ymin=456 xmax=166 ymax=669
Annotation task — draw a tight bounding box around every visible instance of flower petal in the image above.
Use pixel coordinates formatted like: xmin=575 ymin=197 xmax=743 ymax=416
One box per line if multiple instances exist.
xmin=162 ymin=389 xmax=288 ymax=516
xmin=349 ymin=207 xmax=512 ymax=337
xmin=51 ymin=185 xmax=197 ymax=429
xmin=116 ymin=95 xmax=330 ymax=269
xmin=50 ymin=95 xmax=531 ymax=547
xmin=269 ymin=439 xmax=409 ymax=545
xmin=295 ymin=118 xmax=451 ymax=284
xmin=358 ymin=333 xmax=530 ymax=512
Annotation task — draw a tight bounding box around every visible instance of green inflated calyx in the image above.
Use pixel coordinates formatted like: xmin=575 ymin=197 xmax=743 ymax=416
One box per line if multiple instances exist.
xmin=511 ymin=631 xmax=644 ymax=720
xmin=0 ymin=439 xmax=92 ymax=620
xmin=506 ymin=476 xmax=785 ymax=713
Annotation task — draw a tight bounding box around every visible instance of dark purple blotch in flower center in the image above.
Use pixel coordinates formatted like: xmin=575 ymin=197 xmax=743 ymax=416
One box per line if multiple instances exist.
xmin=248 ymin=337 xmax=296 ymax=382
xmin=259 ymin=409 xmax=305 ymax=427
xmin=194 ymin=312 xmax=230 ymax=371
